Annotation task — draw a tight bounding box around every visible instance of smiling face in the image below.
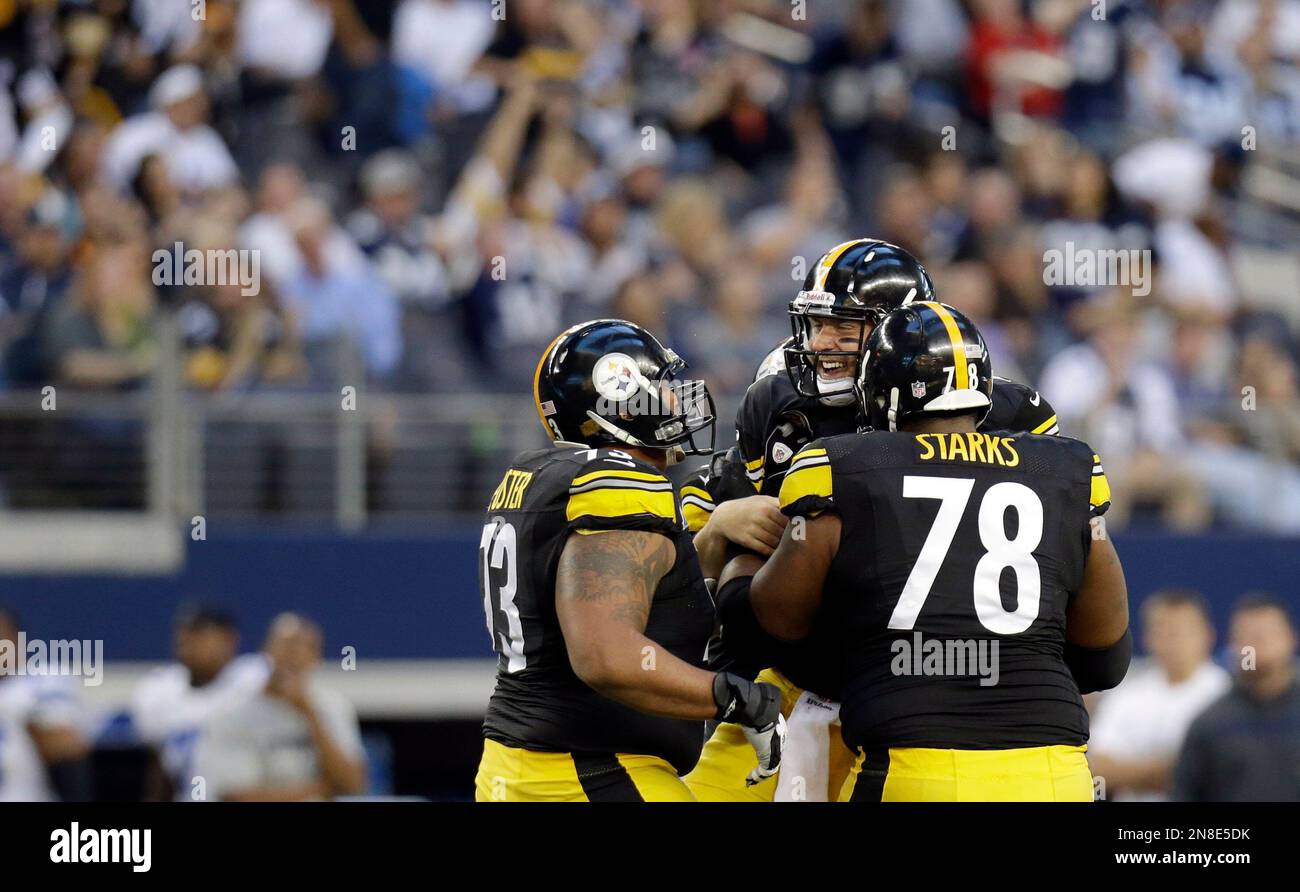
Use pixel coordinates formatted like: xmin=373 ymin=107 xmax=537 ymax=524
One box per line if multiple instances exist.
xmin=806 ymin=317 xmax=870 ymax=380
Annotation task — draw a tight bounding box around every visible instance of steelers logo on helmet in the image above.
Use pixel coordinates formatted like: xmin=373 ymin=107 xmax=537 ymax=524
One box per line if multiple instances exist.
xmin=592 ymin=352 xmax=643 ymax=404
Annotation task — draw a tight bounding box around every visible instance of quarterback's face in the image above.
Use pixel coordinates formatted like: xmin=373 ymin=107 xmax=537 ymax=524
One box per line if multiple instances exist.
xmin=808 ymin=318 xmax=870 ymax=379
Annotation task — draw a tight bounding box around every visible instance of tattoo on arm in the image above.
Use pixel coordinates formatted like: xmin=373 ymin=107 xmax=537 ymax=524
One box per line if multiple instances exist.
xmin=558 ymin=531 xmax=675 ymax=630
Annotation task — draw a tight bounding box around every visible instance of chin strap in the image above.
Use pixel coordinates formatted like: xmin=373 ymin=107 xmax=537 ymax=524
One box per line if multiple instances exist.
xmin=585 ymin=410 xmax=684 ymax=465
xmin=887 ymin=387 xmax=900 ymax=432
xmin=816 ymin=374 xmax=857 ymax=407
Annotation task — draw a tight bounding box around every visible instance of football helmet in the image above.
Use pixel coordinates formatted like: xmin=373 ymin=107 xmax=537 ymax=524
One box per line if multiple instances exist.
xmin=785 ymin=239 xmax=936 ymax=406
xmin=533 ymin=319 xmax=715 ymax=464
xmin=859 ymin=302 xmax=993 ymax=432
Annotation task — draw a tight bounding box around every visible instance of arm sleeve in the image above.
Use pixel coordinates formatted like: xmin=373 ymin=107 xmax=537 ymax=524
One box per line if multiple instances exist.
xmin=1089 ymin=451 xmax=1112 ymax=517
xmin=735 ymin=383 xmax=774 ymax=494
xmin=679 ymin=466 xmax=716 ymax=534
xmin=566 ymin=456 xmax=680 ymax=536
xmin=1026 ymin=391 xmax=1060 ymax=436
xmin=1064 ymin=629 xmax=1132 ymax=694
xmin=777 ymin=441 xmax=836 ymax=518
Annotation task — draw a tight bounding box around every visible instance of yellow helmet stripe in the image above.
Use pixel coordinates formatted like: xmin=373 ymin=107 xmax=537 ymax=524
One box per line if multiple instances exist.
xmin=532 ymin=330 xmax=568 ymax=439
xmin=813 ymin=239 xmax=869 ymax=291
xmin=923 ymin=302 xmax=969 ymax=391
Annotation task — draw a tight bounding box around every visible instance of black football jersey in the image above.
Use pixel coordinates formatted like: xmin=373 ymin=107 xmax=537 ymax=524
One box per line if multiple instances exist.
xmin=479 ymin=446 xmax=715 ymax=774
xmin=734 ymin=372 xmax=1058 ymax=499
xmin=684 ymin=369 xmax=1060 ymax=696
xmin=779 ymin=430 xmax=1112 ymax=750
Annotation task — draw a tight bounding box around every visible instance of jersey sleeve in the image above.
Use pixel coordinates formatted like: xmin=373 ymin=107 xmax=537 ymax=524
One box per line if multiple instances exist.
xmin=777 ymin=441 xmax=835 ymax=518
xmin=735 ymin=383 xmax=771 ymax=493
xmin=989 ymin=376 xmax=1060 ymax=436
xmin=1028 ymin=392 xmax=1060 ymax=437
xmin=1089 ymin=451 xmax=1112 ymax=517
xmin=678 ymin=466 xmax=716 ymax=534
xmin=566 ymin=455 xmax=681 ymax=536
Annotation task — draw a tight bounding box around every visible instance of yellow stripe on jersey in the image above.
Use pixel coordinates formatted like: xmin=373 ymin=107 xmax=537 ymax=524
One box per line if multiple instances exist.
xmin=566 ymin=486 xmax=677 ymax=524
xmin=680 ymin=485 xmax=715 ymax=533
xmin=1032 ymin=414 xmax=1059 ymax=435
xmin=1090 ymin=453 xmax=1112 ymax=514
xmin=568 ymin=467 xmax=677 ymax=524
xmin=924 ymin=302 xmax=969 ymax=391
xmin=744 ymin=455 xmax=764 ymax=471
xmin=778 ymin=448 xmax=832 ymax=511
xmin=570 ymin=468 xmax=667 ymax=489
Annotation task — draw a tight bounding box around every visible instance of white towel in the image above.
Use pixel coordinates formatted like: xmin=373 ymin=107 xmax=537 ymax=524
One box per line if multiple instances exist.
xmin=774 ymin=691 xmax=841 ymax=802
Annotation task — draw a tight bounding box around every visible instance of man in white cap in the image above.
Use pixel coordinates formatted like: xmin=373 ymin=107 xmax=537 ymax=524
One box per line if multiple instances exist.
xmin=100 ymin=64 xmax=238 ymax=194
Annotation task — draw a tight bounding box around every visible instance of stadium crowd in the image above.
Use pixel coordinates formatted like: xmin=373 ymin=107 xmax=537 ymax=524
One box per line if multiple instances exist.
xmin=4 ymin=0 xmax=1300 ymax=530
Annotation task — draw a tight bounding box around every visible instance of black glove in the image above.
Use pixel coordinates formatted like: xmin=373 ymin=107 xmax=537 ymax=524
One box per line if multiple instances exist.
xmin=712 ymin=672 xmax=781 ymax=728
xmin=712 ymin=672 xmax=786 ymax=785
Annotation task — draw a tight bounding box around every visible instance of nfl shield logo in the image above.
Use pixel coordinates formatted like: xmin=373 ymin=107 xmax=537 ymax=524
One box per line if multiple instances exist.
xmin=911 ymin=381 xmax=927 ymax=398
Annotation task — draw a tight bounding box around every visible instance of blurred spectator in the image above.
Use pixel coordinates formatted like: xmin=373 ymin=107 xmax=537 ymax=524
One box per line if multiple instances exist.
xmin=1088 ymin=589 xmax=1230 ymax=801
xmin=1173 ymin=595 xmax=1300 ymax=801
xmin=279 ymin=196 xmax=401 ymax=384
xmin=0 ymin=187 xmax=77 ymax=385
xmin=193 ymin=612 xmax=365 ymax=802
xmin=0 ymin=607 xmax=90 ymax=802
xmin=1041 ymin=294 xmax=1210 ymax=529
xmin=177 ymin=219 xmax=306 ymax=392
xmin=347 ymin=149 xmax=458 ymax=390
xmin=130 ymin=605 xmax=269 ymax=801
xmin=101 ymin=64 xmax=238 ymax=195
xmin=965 ymin=0 xmax=1067 ymax=122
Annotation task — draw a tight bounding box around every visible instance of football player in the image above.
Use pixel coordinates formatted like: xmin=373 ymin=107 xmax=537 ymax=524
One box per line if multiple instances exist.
xmin=727 ymin=302 xmax=1130 ymax=800
xmin=474 ymin=319 xmax=786 ymax=801
xmin=683 ymin=239 xmax=1060 ymax=801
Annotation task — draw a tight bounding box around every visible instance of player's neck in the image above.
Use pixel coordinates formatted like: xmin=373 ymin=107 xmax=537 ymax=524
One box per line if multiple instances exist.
xmin=625 ymin=446 xmax=669 ymax=471
xmin=903 ymin=417 xmax=979 ymax=435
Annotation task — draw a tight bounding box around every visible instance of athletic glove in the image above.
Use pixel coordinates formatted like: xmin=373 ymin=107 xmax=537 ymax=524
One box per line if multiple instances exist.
xmin=712 ymin=671 xmax=787 ymax=785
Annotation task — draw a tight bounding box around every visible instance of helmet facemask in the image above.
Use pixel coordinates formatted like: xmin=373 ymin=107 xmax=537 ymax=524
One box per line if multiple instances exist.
xmin=586 ymin=359 xmax=716 ymax=465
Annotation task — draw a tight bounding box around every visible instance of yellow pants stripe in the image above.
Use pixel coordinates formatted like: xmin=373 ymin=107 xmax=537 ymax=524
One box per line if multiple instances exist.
xmin=839 ymin=744 xmax=1094 ymax=802
xmin=475 ymin=739 xmax=695 ymax=802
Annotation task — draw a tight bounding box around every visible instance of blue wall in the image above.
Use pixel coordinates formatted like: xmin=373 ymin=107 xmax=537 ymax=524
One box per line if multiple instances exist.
xmin=0 ymin=527 xmax=1295 ymax=661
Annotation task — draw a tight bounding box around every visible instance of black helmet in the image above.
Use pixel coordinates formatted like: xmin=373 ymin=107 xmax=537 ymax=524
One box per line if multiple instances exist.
xmin=785 ymin=239 xmax=937 ymax=404
xmin=858 ymin=302 xmax=993 ymax=432
xmin=533 ymin=319 xmax=715 ymax=463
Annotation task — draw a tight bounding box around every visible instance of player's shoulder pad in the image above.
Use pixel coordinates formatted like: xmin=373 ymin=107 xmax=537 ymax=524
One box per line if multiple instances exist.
xmin=736 ymin=371 xmax=804 ymax=481
xmin=990 ymin=376 xmax=1060 ymax=436
xmin=778 ymin=439 xmax=835 ymax=517
xmin=679 ymin=463 xmax=716 ymax=534
xmin=565 ymin=448 xmax=681 ymax=534
xmin=1030 ymin=435 xmax=1111 ymax=517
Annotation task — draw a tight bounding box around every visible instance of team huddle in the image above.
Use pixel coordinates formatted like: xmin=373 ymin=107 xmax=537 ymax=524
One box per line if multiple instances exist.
xmin=472 ymin=239 xmax=1132 ymax=802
